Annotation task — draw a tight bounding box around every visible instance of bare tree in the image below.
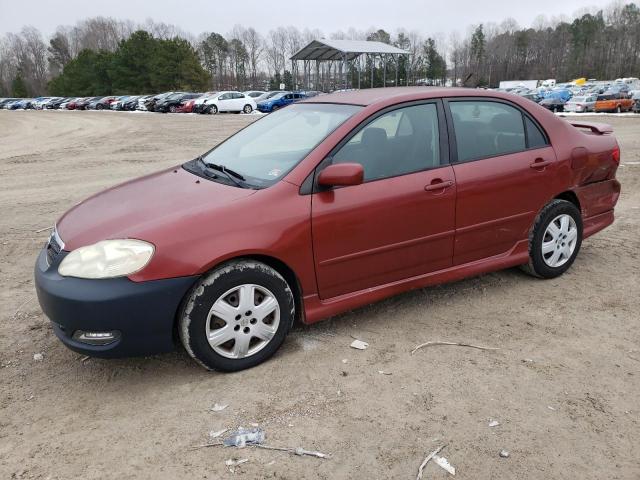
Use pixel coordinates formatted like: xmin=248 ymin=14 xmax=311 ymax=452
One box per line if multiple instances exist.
xmin=242 ymin=27 xmax=263 ymax=87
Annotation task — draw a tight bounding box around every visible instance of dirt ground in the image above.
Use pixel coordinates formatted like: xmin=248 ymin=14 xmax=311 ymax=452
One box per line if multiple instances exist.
xmin=0 ymin=110 xmax=638 ymax=480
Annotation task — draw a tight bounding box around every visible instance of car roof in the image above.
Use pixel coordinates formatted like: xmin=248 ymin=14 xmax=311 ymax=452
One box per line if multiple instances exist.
xmin=301 ymin=86 xmax=534 ymax=107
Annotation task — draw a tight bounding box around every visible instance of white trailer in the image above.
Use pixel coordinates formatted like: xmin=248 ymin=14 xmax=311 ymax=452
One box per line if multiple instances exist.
xmin=499 ymin=80 xmax=539 ymax=90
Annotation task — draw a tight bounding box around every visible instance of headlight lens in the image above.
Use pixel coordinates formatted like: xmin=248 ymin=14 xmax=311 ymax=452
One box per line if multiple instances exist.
xmin=58 ymin=239 xmax=154 ymax=279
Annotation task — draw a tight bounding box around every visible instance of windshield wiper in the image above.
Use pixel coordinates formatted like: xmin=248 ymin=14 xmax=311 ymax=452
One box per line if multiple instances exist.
xmin=197 ymin=156 xmax=247 ymax=188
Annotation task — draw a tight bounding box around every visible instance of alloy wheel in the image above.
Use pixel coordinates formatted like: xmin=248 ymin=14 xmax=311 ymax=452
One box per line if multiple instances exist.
xmin=541 ymin=214 xmax=578 ymax=268
xmin=205 ymin=284 xmax=280 ymax=359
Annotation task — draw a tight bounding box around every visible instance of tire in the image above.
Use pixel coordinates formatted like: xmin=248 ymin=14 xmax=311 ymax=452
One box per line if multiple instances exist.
xmin=616 ymin=105 xmax=622 ymax=113
xmin=96 ymin=104 xmax=103 ymax=110
xmin=272 ymin=105 xmax=280 ymax=111
xmin=208 ymin=104 xmax=218 ymax=114
xmin=179 ymin=260 xmax=295 ymax=372
xmin=243 ymin=104 xmax=253 ymax=114
xmin=169 ymin=105 xmax=177 ymax=113
xmin=521 ymin=199 xmax=583 ymax=279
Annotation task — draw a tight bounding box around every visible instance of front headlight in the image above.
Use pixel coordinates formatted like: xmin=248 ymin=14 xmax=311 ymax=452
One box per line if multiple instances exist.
xmin=58 ymin=239 xmax=154 ymax=279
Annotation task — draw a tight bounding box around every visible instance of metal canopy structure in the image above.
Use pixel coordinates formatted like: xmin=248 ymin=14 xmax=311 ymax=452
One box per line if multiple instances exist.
xmin=290 ymin=39 xmax=409 ymax=91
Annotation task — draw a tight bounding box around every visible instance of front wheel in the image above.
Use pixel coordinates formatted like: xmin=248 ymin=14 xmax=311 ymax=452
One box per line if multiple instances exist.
xmin=521 ymin=199 xmax=583 ymax=279
xmin=208 ymin=104 xmax=218 ymax=114
xmin=169 ymin=105 xmax=177 ymax=113
xmin=179 ymin=260 xmax=295 ymax=371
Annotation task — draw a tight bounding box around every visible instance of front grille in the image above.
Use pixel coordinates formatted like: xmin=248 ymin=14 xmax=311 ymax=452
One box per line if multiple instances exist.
xmin=45 ymin=230 xmax=63 ymax=266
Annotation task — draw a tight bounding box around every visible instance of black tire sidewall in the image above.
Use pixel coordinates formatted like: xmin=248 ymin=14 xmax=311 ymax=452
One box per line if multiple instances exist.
xmin=529 ymin=200 xmax=583 ymax=279
xmin=180 ymin=260 xmax=294 ymax=371
xmin=209 ymin=105 xmax=218 ymax=114
xmin=243 ymin=104 xmax=252 ymax=113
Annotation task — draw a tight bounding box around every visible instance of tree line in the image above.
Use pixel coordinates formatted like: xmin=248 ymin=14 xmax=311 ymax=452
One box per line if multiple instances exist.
xmin=1 ymin=1 xmax=639 ymax=97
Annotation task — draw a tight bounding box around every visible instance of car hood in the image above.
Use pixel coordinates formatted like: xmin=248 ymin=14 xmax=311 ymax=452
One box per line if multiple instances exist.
xmin=57 ymin=167 xmax=256 ymax=250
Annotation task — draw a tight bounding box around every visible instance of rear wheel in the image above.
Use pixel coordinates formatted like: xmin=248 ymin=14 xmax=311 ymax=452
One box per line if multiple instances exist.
xmin=169 ymin=105 xmax=177 ymax=113
xmin=179 ymin=260 xmax=295 ymax=371
xmin=521 ymin=199 xmax=583 ymax=279
xmin=243 ymin=104 xmax=253 ymax=114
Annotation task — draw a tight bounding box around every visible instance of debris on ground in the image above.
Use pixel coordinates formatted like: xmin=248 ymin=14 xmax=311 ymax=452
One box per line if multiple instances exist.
xmin=378 ymin=370 xmax=392 ymax=375
xmin=33 ymin=353 xmax=43 ymax=361
xmin=488 ymin=420 xmax=500 ymax=427
xmin=411 ymin=341 xmax=499 ymax=355
xmin=79 ymin=355 xmax=90 ymax=363
xmin=225 ymin=458 xmax=248 ymax=473
xmin=192 ymin=429 xmax=330 ymax=460
xmin=255 ymin=445 xmax=330 ymax=459
xmin=223 ymin=427 xmax=266 ymax=447
xmin=433 ymin=454 xmax=456 ymax=475
xmin=350 ymin=339 xmax=368 ymax=350
xmin=209 ymin=428 xmax=227 ymax=439
xmin=341 ymin=359 xmax=348 ymax=364
xmin=417 ymin=444 xmax=446 ymax=479
xmin=211 ymin=403 xmax=228 ymax=412
xmin=499 ymin=449 xmax=510 ymax=458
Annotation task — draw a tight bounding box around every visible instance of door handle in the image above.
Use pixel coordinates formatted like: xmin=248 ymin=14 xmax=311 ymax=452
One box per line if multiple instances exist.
xmin=530 ymin=158 xmax=552 ymax=169
xmin=424 ymin=180 xmax=454 ymax=191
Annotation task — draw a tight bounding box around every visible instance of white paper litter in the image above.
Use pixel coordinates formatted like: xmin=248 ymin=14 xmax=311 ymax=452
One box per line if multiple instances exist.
xmin=433 ymin=454 xmax=456 ymax=475
xmin=33 ymin=353 xmax=43 ymax=361
xmin=489 ymin=420 xmax=500 ymax=427
xmin=211 ymin=403 xmax=228 ymax=412
xmin=209 ymin=428 xmax=227 ymax=438
xmin=350 ymin=339 xmax=368 ymax=350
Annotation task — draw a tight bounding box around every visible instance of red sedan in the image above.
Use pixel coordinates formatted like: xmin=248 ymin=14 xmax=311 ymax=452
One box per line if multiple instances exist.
xmin=35 ymin=87 xmax=621 ymax=371
xmin=176 ymin=98 xmax=196 ymax=113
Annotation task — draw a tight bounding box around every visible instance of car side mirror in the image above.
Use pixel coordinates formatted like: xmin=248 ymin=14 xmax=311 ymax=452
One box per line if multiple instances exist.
xmin=317 ymin=163 xmax=364 ymax=187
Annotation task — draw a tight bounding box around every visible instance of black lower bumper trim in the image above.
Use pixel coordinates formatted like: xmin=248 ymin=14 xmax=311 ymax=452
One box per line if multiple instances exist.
xmin=35 ymin=249 xmax=198 ymax=358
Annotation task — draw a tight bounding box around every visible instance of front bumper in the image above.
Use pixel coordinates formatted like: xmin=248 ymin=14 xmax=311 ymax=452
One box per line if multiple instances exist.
xmin=34 ymin=249 xmax=198 ymax=358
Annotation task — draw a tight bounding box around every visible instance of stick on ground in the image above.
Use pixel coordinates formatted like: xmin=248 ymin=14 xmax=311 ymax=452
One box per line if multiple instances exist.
xmin=417 ymin=444 xmax=447 ymax=480
xmin=411 ymin=341 xmax=499 ymax=355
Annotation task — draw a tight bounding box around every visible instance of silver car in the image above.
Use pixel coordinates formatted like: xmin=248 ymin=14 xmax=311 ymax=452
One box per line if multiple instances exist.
xmin=564 ymin=95 xmax=597 ymax=113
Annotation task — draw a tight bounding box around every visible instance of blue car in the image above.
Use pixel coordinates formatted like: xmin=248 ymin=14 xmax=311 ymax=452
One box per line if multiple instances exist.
xmin=256 ymin=91 xmax=307 ymax=113
xmin=9 ymin=99 xmax=33 ymax=110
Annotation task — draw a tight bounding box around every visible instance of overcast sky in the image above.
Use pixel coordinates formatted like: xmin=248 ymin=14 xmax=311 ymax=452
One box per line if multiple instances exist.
xmin=0 ymin=0 xmax=615 ymax=38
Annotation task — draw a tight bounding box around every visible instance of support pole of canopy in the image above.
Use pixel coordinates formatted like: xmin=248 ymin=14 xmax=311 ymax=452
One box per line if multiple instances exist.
xmin=395 ymin=54 xmax=399 ymax=87
xmin=383 ymin=54 xmax=387 ymax=87
xmin=370 ymin=54 xmax=374 ymax=88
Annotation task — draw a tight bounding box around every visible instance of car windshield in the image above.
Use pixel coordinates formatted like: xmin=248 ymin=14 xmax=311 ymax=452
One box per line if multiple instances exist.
xmin=200 ymin=103 xmax=362 ymax=188
xmin=270 ymin=93 xmax=287 ymax=100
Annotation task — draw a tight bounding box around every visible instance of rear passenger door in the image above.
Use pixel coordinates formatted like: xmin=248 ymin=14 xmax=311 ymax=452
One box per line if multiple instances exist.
xmin=445 ymin=99 xmax=560 ymax=265
xmin=232 ymin=93 xmax=246 ymax=111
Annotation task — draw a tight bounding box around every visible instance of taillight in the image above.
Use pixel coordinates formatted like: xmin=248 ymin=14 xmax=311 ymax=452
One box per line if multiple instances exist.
xmin=612 ymin=146 xmax=620 ymax=164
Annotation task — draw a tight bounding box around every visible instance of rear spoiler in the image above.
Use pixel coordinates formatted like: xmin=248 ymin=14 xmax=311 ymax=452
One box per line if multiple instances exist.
xmin=570 ymin=122 xmax=613 ymax=135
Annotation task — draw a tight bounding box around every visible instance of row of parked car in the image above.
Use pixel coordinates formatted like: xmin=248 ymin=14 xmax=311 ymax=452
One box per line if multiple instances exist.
xmin=0 ymin=89 xmax=321 ymax=115
xmin=500 ymin=81 xmax=640 ymax=113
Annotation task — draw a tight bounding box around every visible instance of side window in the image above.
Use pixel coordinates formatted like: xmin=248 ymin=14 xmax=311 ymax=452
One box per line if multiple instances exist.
xmin=450 ymin=101 xmax=525 ymax=162
xmin=333 ymin=103 xmax=440 ymax=182
xmin=525 ymin=116 xmax=548 ymax=149
xmin=234 ymin=93 xmax=245 ymax=99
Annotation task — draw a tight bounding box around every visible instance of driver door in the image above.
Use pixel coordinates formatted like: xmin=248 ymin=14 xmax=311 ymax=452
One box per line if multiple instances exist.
xmin=311 ymin=101 xmax=456 ymax=299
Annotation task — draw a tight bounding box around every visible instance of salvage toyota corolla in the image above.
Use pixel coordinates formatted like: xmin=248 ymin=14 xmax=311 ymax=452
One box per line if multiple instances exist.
xmin=35 ymin=87 xmax=621 ymax=371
